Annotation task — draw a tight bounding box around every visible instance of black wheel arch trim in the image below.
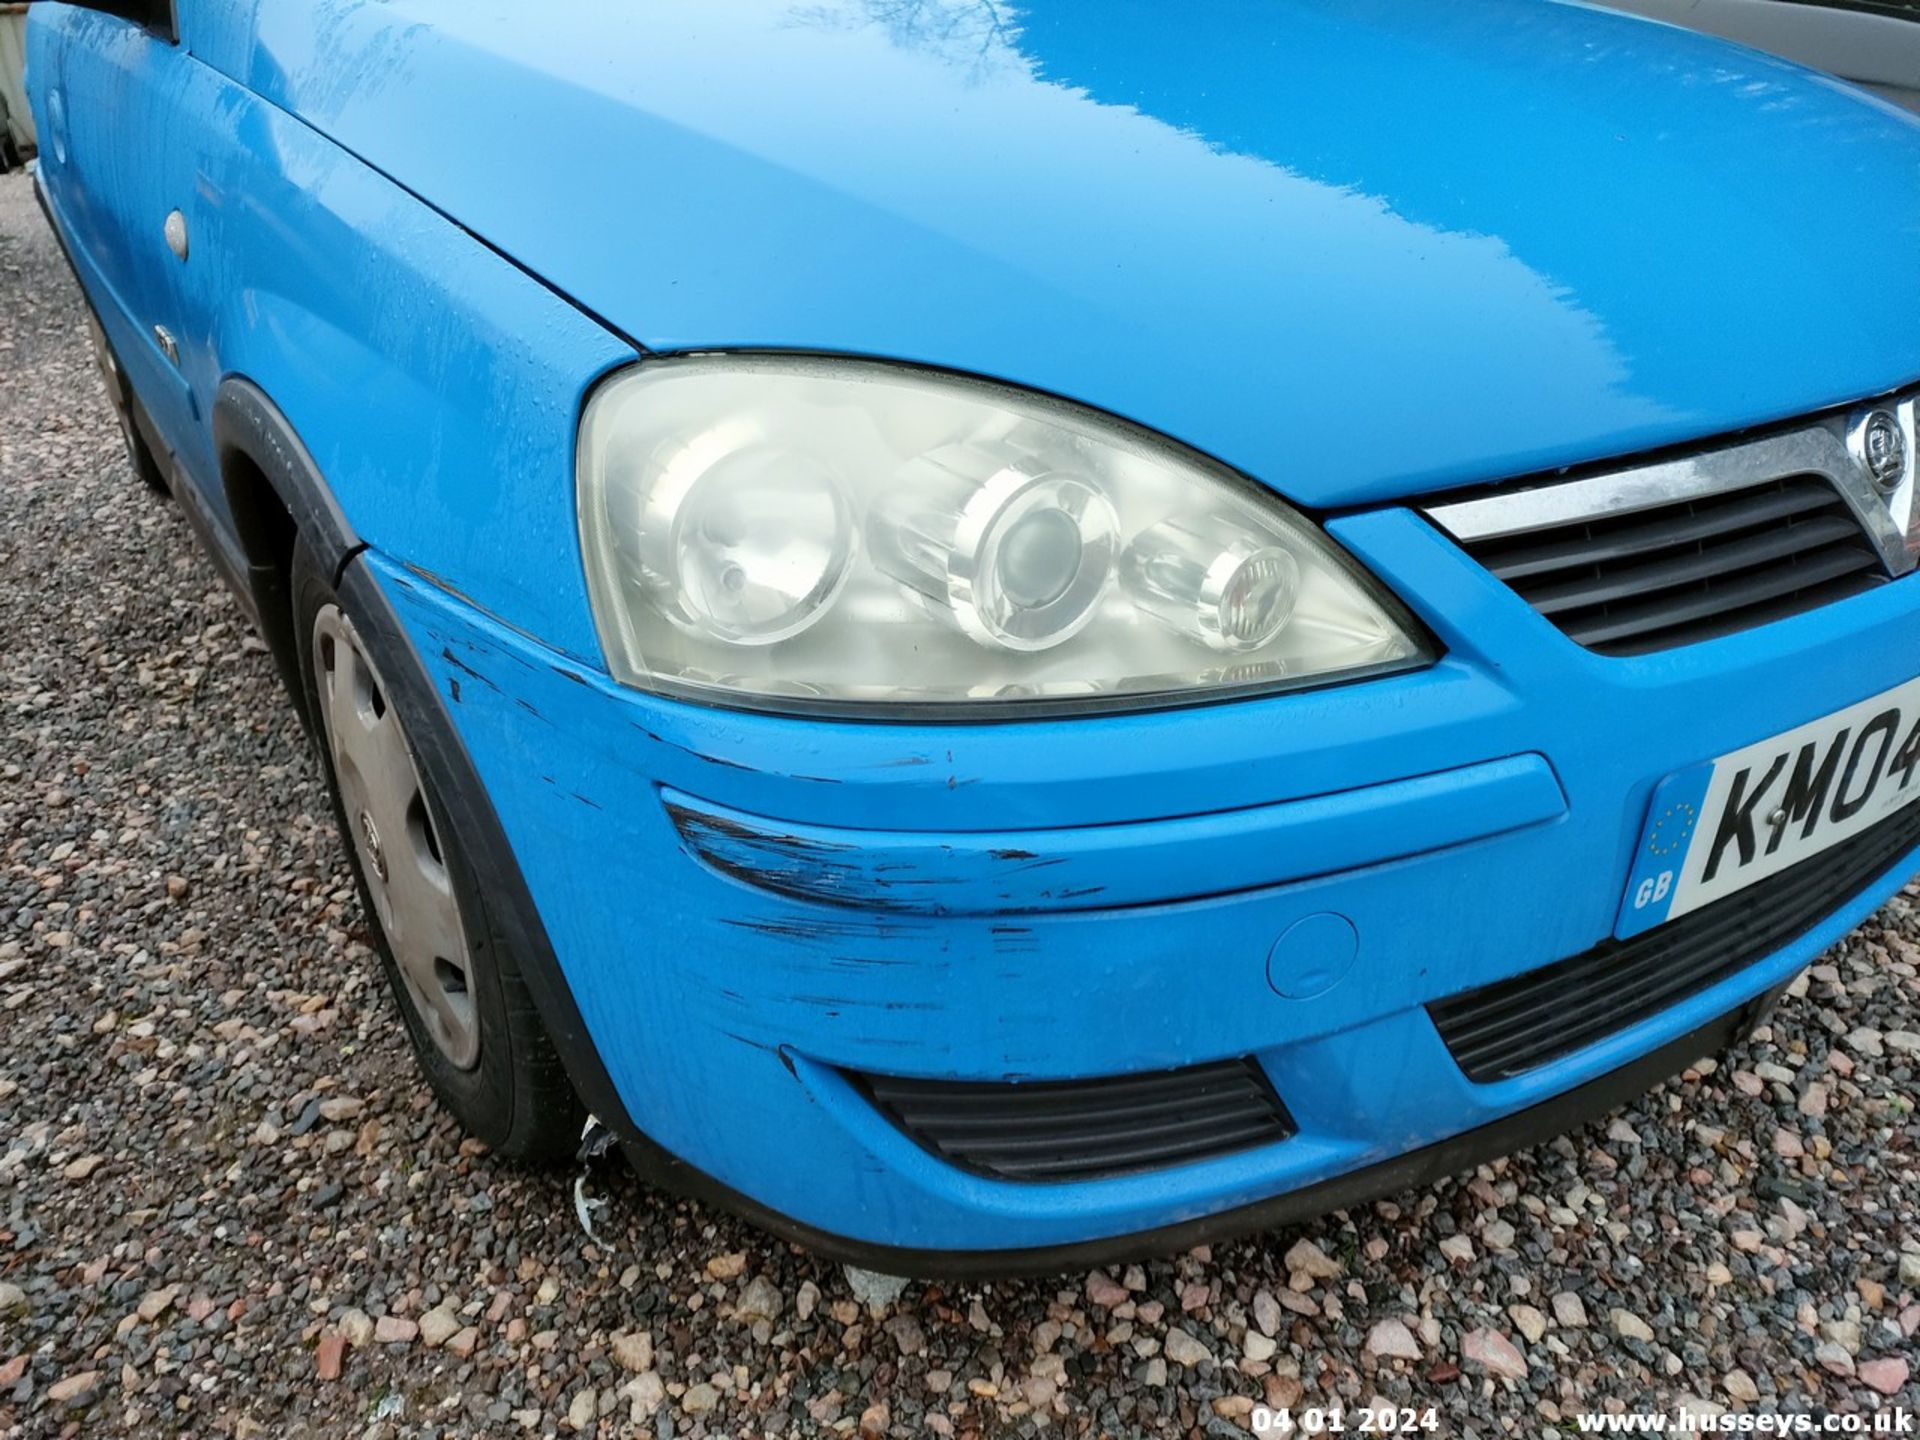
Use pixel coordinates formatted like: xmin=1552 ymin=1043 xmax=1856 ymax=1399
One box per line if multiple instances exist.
xmin=210 ymin=377 xmax=366 ymax=724
xmin=334 ymin=555 xmax=665 ymax=1185
xmin=183 ymin=372 xmax=641 ymax=1181
xmin=188 ymin=376 xmax=637 ymax=1175
xmin=213 ymin=376 xmax=363 ymax=582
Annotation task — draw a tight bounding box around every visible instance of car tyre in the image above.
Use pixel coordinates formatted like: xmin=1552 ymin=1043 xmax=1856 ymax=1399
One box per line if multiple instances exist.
xmin=292 ymin=542 xmax=584 ymax=1162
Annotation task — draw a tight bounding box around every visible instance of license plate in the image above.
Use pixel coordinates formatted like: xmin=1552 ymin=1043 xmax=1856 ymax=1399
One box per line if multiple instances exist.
xmin=1617 ymin=676 xmax=1920 ymax=938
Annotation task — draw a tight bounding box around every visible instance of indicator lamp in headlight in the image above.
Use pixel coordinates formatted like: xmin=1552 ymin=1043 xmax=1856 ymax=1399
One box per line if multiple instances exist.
xmin=1121 ymin=513 xmax=1301 ymax=652
xmin=872 ymin=443 xmax=1118 ymax=652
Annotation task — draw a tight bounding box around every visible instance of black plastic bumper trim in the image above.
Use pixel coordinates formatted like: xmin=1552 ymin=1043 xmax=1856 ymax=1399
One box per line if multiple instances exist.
xmin=852 ymin=1057 xmax=1298 ymax=1182
xmin=1430 ymin=796 xmax=1920 ymax=1081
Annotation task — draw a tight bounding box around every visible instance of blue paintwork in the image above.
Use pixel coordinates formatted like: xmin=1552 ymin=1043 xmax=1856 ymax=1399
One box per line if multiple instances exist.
xmin=663 ymin=755 xmax=1569 ymax=916
xmin=368 ymin=522 xmax=1920 ymax=1247
xmin=191 ymin=0 xmax=1920 ymax=508
xmin=28 ymin=4 xmax=631 ymax=661
xmin=26 ymin=0 xmax=1920 ymax=1252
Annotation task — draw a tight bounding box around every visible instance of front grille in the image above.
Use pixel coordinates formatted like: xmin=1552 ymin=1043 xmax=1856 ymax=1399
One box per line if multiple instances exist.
xmin=1457 ymin=475 xmax=1886 ymax=656
xmin=1430 ymin=799 xmax=1920 ymax=1082
xmin=854 ymin=1057 xmax=1296 ymax=1182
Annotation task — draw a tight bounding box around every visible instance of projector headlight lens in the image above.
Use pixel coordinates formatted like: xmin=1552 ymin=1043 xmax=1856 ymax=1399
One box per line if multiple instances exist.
xmin=578 ymin=356 xmax=1425 ymax=712
xmin=872 ymin=443 xmax=1118 ymax=652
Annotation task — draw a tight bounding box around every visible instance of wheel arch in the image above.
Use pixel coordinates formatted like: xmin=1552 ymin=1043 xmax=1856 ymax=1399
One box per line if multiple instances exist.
xmin=212 ymin=375 xmax=362 ymax=728
xmin=211 ymin=378 xmax=644 ymax=1166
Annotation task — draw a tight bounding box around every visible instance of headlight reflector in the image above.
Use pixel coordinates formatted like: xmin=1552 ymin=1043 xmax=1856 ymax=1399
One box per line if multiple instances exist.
xmin=636 ymin=423 xmax=855 ymax=645
xmin=578 ymin=357 xmax=1425 ymax=712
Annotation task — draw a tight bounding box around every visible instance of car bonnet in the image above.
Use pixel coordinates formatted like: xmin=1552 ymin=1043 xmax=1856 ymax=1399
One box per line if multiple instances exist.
xmin=198 ymin=0 xmax=1920 ymax=508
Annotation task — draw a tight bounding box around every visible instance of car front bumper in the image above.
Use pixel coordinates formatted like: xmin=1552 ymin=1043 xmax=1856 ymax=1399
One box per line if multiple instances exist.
xmin=364 ymin=496 xmax=1920 ymax=1266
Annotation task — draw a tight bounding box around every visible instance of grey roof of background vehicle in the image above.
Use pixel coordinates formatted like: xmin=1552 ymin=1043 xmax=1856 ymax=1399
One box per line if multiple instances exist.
xmin=1595 ymin=0 xmax=1920 ymax=110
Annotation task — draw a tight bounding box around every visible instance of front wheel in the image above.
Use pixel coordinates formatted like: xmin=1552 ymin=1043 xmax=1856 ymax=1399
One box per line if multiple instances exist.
xmin=293 ymin=543 xmax=583 ymax=1161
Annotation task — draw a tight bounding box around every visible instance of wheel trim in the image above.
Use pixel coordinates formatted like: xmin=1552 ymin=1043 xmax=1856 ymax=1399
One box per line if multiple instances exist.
xmin=312 ymin=604 xmax=482 ymax=1071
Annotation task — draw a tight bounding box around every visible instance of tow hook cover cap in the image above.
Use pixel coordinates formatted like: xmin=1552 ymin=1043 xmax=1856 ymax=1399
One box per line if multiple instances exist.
xmin=1266 ymin=913 xmax=1359 ymax=1000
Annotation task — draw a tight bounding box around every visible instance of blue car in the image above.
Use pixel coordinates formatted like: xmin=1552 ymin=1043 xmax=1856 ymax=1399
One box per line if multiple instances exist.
xmin=27 ymin=0 xmax=1920 ymax=1275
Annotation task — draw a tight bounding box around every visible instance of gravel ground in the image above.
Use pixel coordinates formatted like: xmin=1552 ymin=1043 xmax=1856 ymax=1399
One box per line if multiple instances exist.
xmin=4 ymin=166 xmax=1920 ymax=1440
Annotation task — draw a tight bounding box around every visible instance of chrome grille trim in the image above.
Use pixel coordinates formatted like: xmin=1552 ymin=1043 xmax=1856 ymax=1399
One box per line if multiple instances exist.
xmin=1425 ymin=389 xmax=1919 ymax=579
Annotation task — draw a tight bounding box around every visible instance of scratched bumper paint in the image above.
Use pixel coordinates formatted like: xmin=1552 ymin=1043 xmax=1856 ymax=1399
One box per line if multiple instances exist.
xmin=661 ymin=758 xmax=1568 ymax=915
xmin=370 ymin=520 xmax=1920 ymax=1252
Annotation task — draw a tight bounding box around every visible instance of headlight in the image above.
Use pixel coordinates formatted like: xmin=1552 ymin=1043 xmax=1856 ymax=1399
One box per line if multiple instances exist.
xmin=578 ymin=356 xmax=1427 ymax=713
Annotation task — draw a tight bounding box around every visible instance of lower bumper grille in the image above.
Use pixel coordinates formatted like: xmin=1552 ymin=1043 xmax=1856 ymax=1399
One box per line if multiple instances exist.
xmin=1429 ymin=799 xmax=1920 ymax=1082
xmin=853 ymin=1057 xmax=1295 ymax=1182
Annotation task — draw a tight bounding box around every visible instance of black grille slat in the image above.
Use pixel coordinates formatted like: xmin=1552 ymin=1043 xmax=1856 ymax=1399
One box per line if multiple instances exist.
xmin=1439 ymin=858 xmax=1839 ymax=1053
xmin=965 ymin=1116 xmax=1295 ymax=1180
xmin=973 ymin=1121 xmax=1293 ymax=1181
xmin=854 ymin=1057 xmax=1296 ymax=1182
xmin=1437 ymin=838 xmax=1855 ymax=1046
xmin=1435 ymin=817 xmax=1918 ymax=1080
xmin=1527 ymin=516 xmax=1868 ymax=616
xmin=1583 ymin=571 xmax=1886 ymax=658
xmin=1449 ymin=949 xmax=1739 ymax=1073
xmin=890 ymin=1091 xmax=1275 ymax=1134
xmin=951 ymin=1107 xmax=1277 ymax=1158
xmin=1557 ymin=542 xmax=1882 ymax=648
xmin=867 ymin=1067 xmax=1255 ymax=1111
xmin=1430 ymin=798 xmax=1920 ymax=1081
xmin=1455 ymin=475 xmax=1889 ymax=656
xmin=1482 ymin=483 xmax=1843 ymax=581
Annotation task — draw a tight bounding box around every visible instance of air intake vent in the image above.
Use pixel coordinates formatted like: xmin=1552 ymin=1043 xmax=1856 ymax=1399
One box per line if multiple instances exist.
xmin=854 ymin=1057 xmax=1295 ymax=1182
xmin=1430 ymin=799 xmax=1920 ymax=1082
xmin=1458 ymin=476 xmax=1885 ymax=655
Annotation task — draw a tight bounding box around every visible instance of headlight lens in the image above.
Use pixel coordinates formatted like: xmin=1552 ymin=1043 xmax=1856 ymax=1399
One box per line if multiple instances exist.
xmin=578 ymin=357 xmax=1426 ymax=712
xmin=637 ymin=421 xmax=854 ymax=644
